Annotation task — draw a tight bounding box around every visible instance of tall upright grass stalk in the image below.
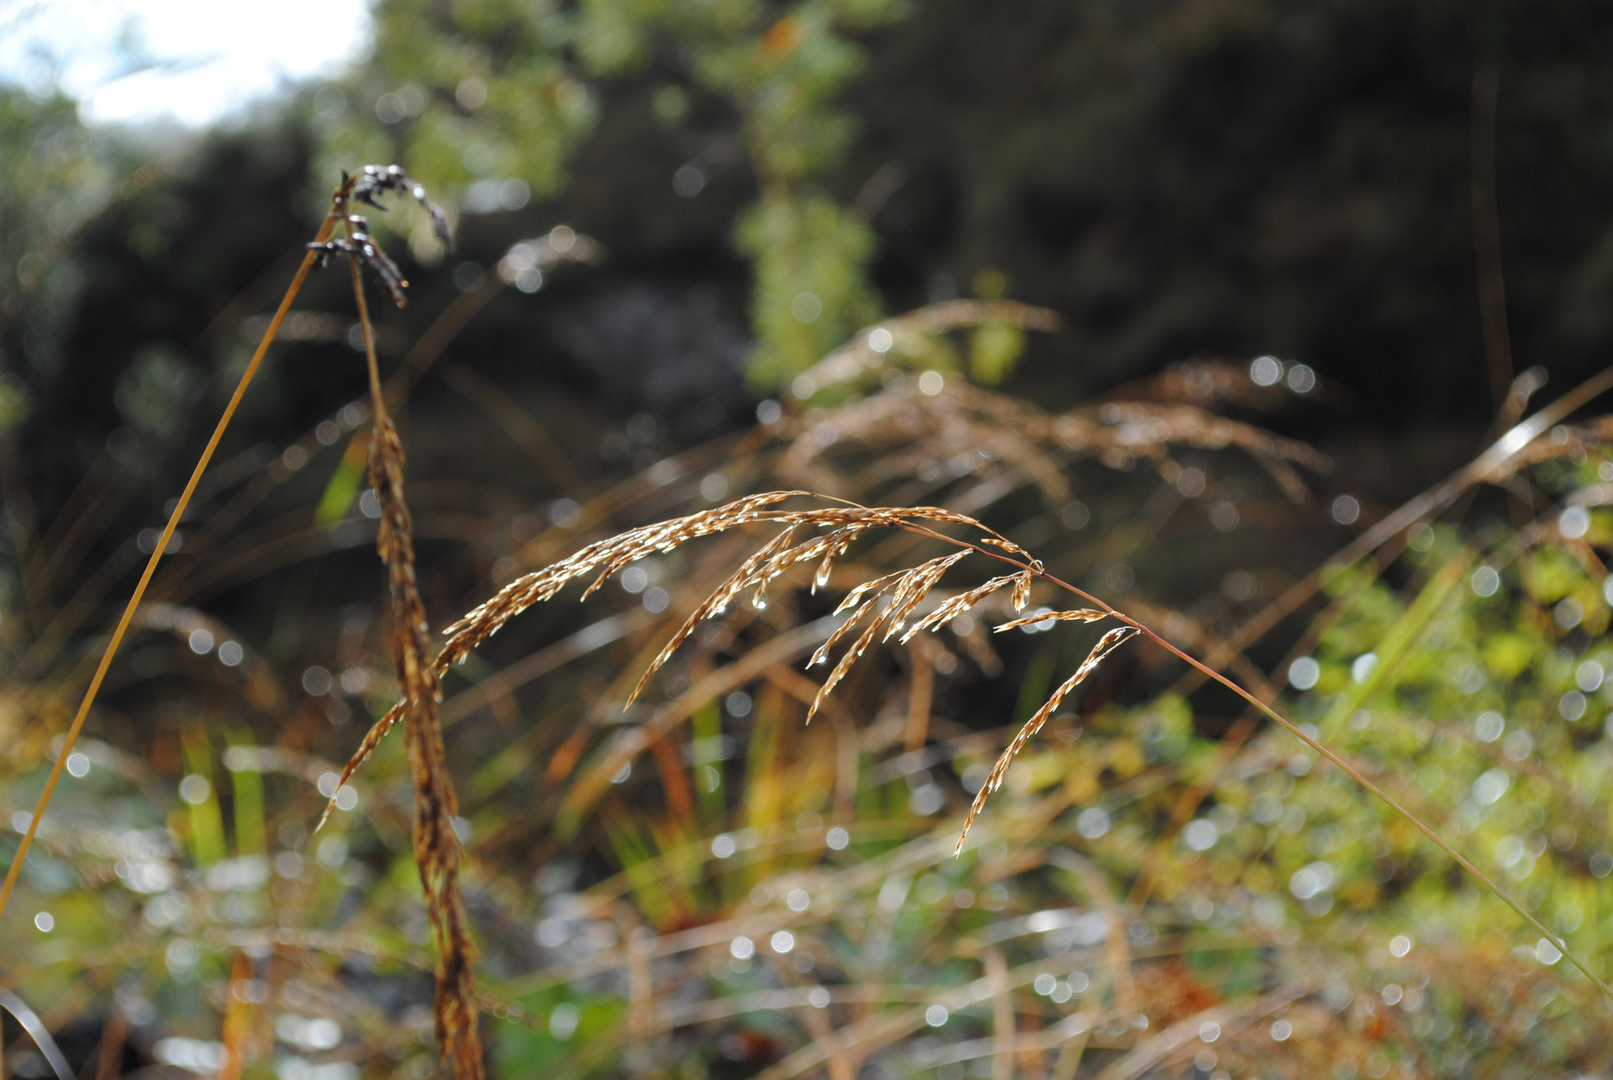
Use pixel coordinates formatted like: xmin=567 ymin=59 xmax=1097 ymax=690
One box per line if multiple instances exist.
xmin=0 ymin=181 xmax=350 ymax=924
xmin=346 ymin=218 xmax=484 ymax=1080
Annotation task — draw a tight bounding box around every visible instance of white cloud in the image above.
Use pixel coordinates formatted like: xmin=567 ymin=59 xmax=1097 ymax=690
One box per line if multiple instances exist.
xmin=0 ymin=0 xmax=372 ymax=127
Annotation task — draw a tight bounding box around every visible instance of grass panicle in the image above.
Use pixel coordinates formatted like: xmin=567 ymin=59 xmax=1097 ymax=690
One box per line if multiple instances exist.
xmin=319 ymin=478 xmax=1612 ymax=1005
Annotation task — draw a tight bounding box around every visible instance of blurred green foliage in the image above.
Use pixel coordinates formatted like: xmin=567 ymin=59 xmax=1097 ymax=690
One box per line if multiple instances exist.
xmin=0 ymin=85 xmax=122 ymax=437
xmin=325 ymin=0 xmax=907 ymax=388
xmin=0 ymin=88 xmax=107 ymax=303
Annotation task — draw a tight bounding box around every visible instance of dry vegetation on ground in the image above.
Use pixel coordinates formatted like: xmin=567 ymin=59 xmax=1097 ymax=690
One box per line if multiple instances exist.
xmin=3 ymin=169 xmax=1613 ymax=1080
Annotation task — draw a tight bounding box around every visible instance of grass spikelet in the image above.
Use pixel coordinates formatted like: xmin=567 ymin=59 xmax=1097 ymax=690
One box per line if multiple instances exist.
xmin=992 ymin=608 xmax=1109 ymax=632
xmin=749 ymin=527 xmax=858 ymax=609
xmin=807 ymin=551 xmax=967 ymax=721
xmin=625 ymin=525 xmax=798 ymax=707
xmin=887 ymin=505 xmax=1004 ymax=531
xmin=808 ymin=596 xmax=883 ymax=669
xmin=1009 ymin=568 xmax=1033 ymax=612
xmin=711 ymin=525 xmax=800 ymax=613
xmin=811 ymin=525 xmax=866 ymax=592
xmin=978 ymin=536 xmax=1038 ymax=563
xmin=807 ymin=607 xmax=891 ymax=724
xmin=897 ymin=572 xmax=1022 ymax=643
xmin=831 ymin=568 xmax=906 ymax=615
xmin=957 ymin=625 xmax=1140 ymax=852
xmin=877 ymin=550 xmax=969 ymax=643
xmin=317 ymin=702 xmax=404 ymax=831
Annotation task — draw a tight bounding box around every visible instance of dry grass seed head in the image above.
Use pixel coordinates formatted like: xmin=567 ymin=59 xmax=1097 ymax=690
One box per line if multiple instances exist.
xmin=804 ymin=550 xmax=969 ymax=722
xmin=993 ymin=608 xmax=1109 ymax=632
xmin=779 ymin=374 xmax=1329 ymax=515
xmin=895 ymin=573 xmax=1014 ymax=644
xmin=625 ymin=523 xmax=801 ymax=707
xmin=325 ymin=493 xmax=808 ymax=812
xmin=327 ymin=488 xmax=1133 ymax=916
xmin=812 ymin=525 xmax=868 ymax=592
xmin=878 ymin=550 xmax=972 ymax=644
xmin=327 ymin=497 xmax=1020 ymax=812
xmin=957 ymin=624 xmax=1140 ymax=851
xmin=371 ymin=418 xmax=484 ymax=1080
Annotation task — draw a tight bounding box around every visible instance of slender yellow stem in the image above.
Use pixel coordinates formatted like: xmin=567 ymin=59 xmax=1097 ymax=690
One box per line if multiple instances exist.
xmin=0 ymin=204 xmax=347 ymax=924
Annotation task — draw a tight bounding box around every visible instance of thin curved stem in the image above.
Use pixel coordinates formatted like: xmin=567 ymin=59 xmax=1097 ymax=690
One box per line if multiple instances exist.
xmin=889 ymin=519 xmax=1613 ymax=1003
xmin=0 ymin=987 xmax=73 ymax=1080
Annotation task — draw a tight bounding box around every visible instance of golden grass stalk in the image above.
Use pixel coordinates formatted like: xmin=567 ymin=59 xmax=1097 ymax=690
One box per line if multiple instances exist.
xmin=0 ymin=174 xmax=356 ymax=925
